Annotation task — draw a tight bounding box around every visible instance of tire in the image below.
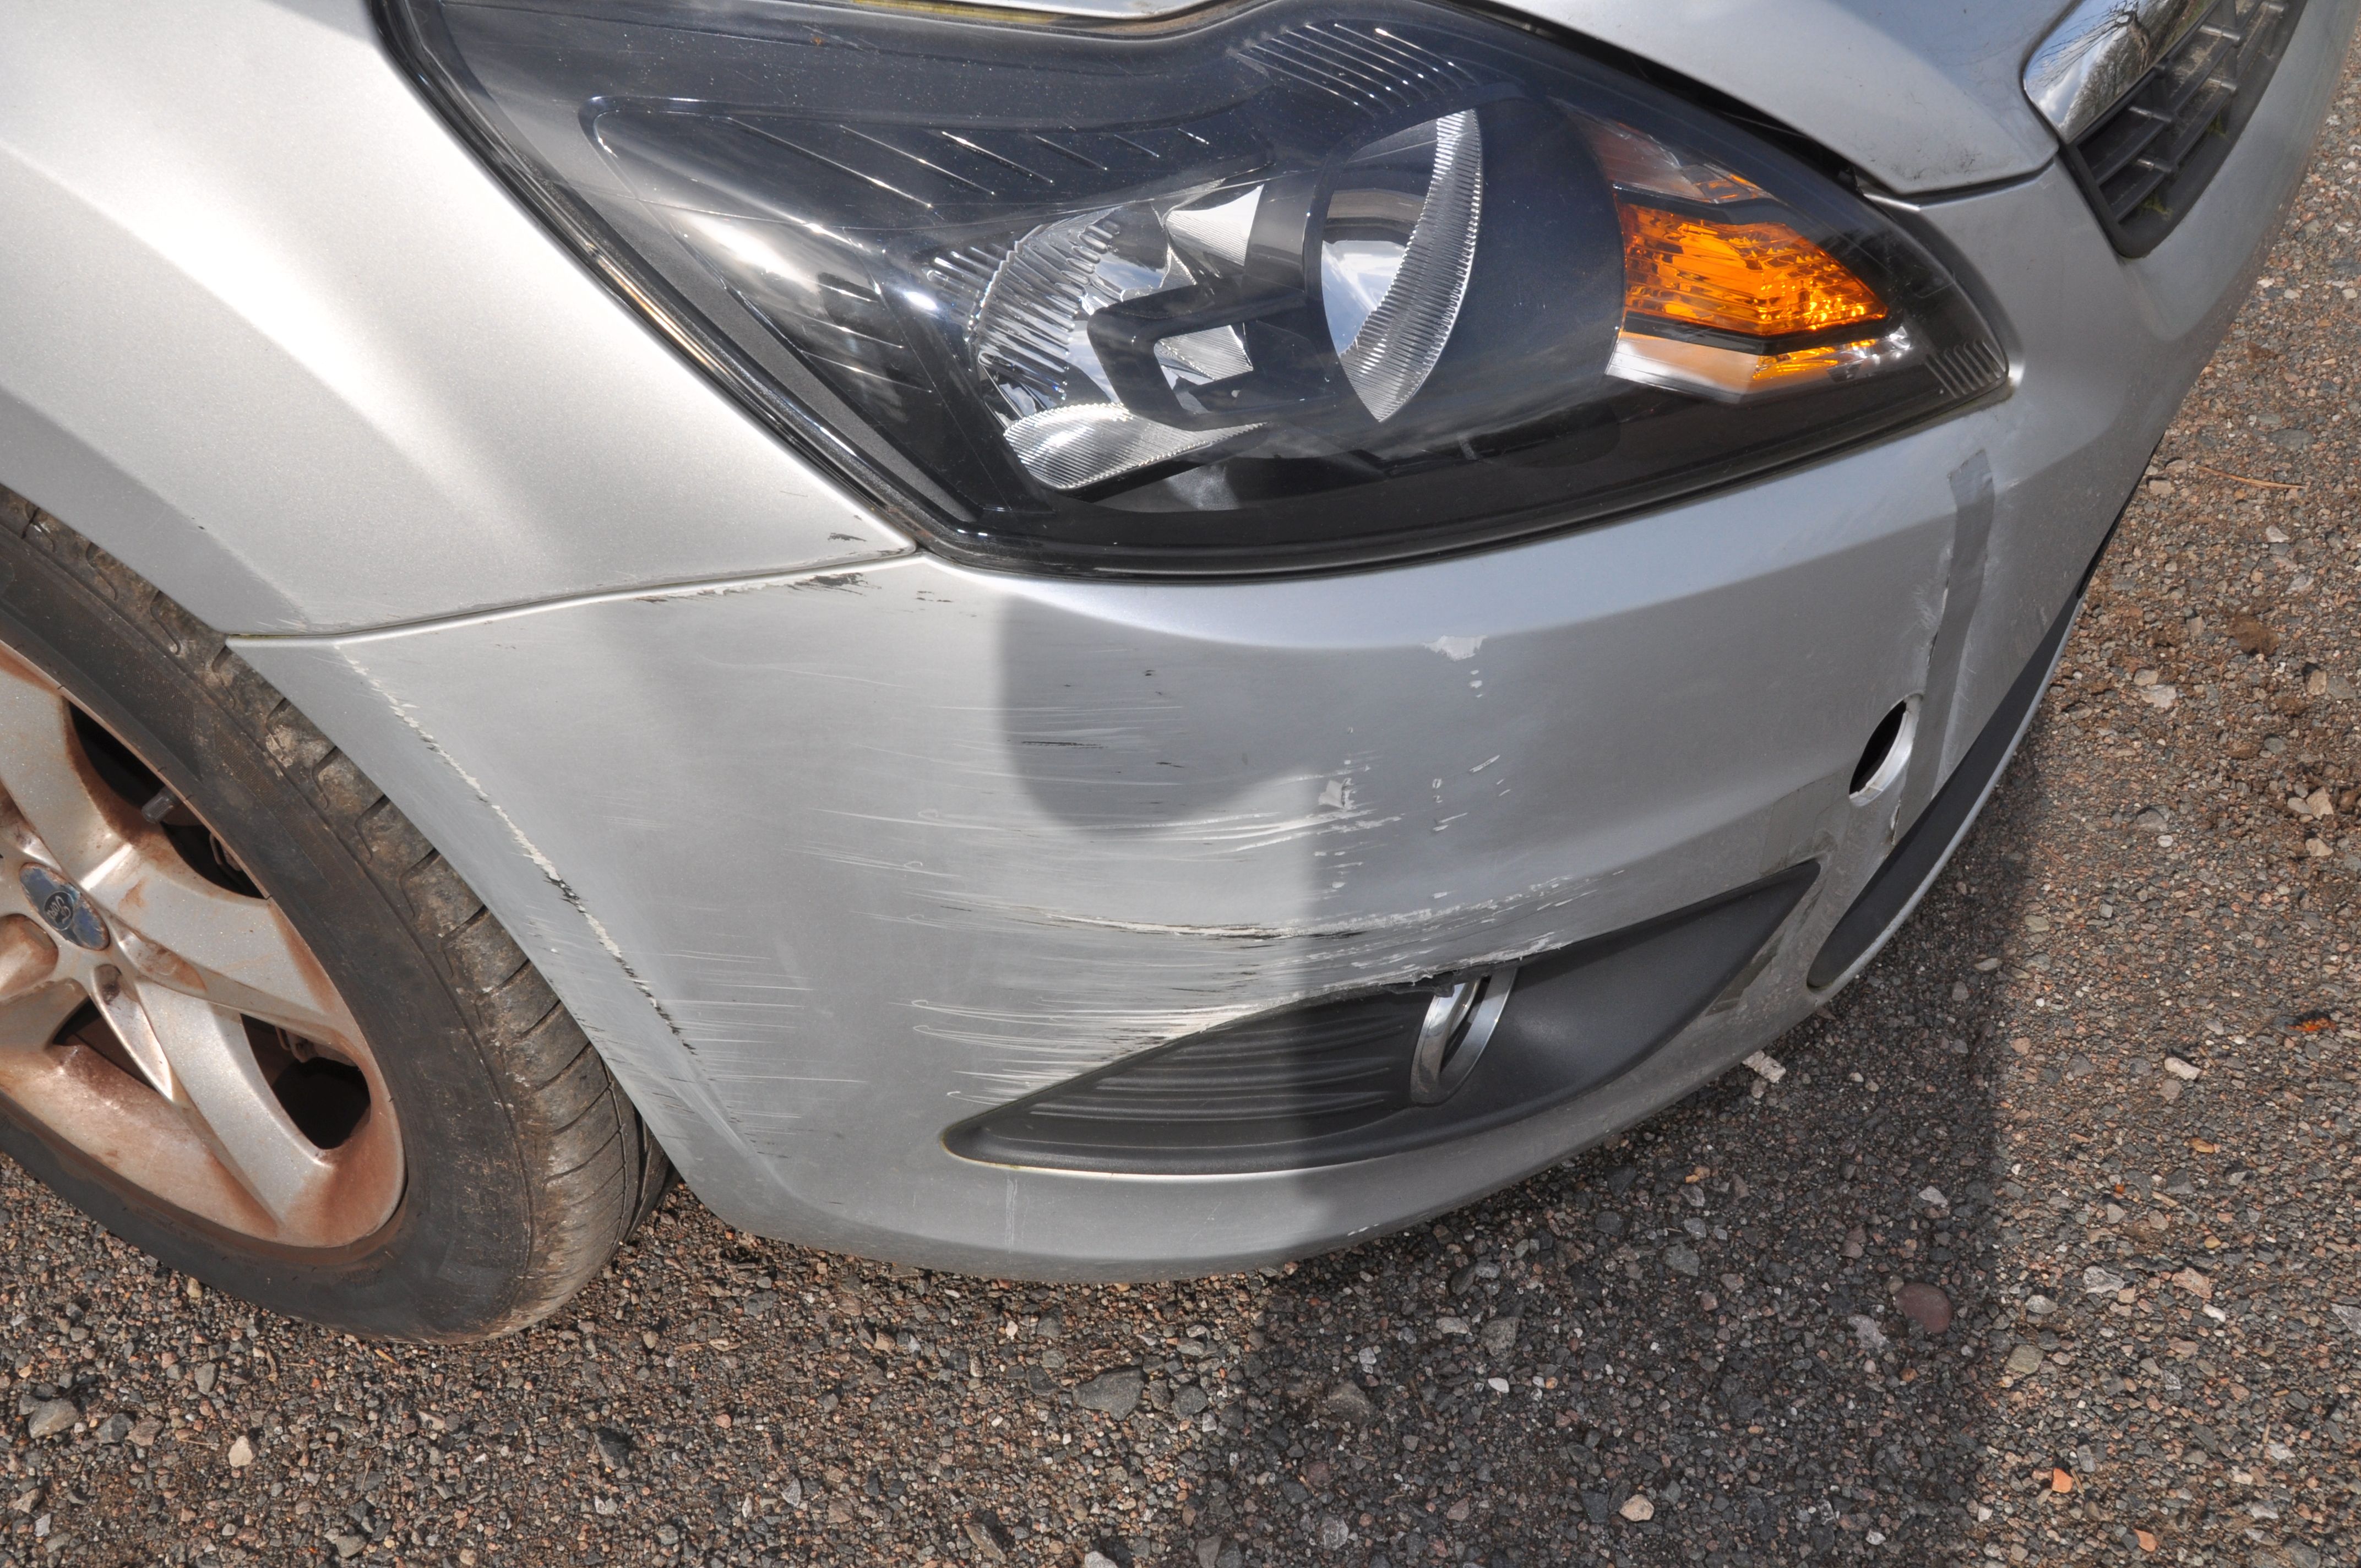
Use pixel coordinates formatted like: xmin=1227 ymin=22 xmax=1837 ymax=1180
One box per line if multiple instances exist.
xmin=0 ymin=484 xmax=667 ymax=1340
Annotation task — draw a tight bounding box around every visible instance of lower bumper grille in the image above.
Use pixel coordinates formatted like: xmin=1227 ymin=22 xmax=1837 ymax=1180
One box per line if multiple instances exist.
xmin=2063 ymin=0 xmax=2307 ymax=257
xmin=943 ymin=865 xmax=1815 ymax=1175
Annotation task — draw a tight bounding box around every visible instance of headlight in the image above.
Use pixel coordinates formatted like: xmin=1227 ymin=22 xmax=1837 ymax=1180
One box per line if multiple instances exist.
xmin=382 ymin=0 xmax=2006 ymax=574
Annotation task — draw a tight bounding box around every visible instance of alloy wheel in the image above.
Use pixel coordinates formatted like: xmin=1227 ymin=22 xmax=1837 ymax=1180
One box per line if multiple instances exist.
xmin=0 ymin=643 xmax=400 ymax=1249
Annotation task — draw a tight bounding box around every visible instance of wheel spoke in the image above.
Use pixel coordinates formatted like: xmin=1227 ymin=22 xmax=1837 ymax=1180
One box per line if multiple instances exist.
xmin=105 ymin=877 xmax=350 ymax=1046
xmin=0 ymin=915 xmax=58 ymax=1006
xmin=94 ymin=967 xmax=336 ymax=1226
xmin=0 ymin=645 xmax=140 ymax=889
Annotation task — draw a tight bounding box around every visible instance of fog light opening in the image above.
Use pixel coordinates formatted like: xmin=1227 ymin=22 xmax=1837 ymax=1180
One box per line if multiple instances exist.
xmin=1849 ymin=699 xmax=1917 ymax=801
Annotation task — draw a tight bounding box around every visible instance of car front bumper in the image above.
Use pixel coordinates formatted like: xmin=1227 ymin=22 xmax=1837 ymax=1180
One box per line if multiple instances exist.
xmin=235 ymin=0 xmax=2352 ymax=1277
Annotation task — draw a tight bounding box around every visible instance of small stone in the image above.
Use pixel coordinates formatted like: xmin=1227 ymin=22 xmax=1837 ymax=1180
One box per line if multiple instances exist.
xmin=1434 ymin=1315 xmax=1473 ymax=1337
xmin=2331 ymin=1303 xmax=2361 ymax=1337
xmin=94 ymin=1413 xmax=132 ymax=1446
xmin=24 ymin=1401 xmax=76 ymax=1440
xmin=1321 ymin=1382 xmax=1376 ymax=1424
xmin=2163 ymin=1056 xmax=2201 ymax=1081
xmin=2025 ymin=1294 xmax=2057 ymax=1318
xmin=2082 ymin=1266 xmax=2128 ymax=1296
xmin=2023 ymin=914 xmax=2051 ymax=932
xmin=2171 ymin=1267 xmax=2213 ymax=1301
xmin=127 ymin=1418 xmax=162 ymax=1448
xmin=1742 ymin=1051 xmax=1785 ymax=1083
xmin=2004 ymin=1344 xmax=2044 ymax=1377
xmin=1316 ymin=1517 xmax=1349 ymax=1551
xmin=1664 ymin=1245 xmax=1701 ymax=1278
xmin=2140 ymin=684 xmax=2177 ymax=709
xmin=1847 ymin=1314 xmax=1888 ymax=1352
xmin=330 ymin=1534 xmax=365 ymax=1560
xmin=1916 ymin=1185 xmax=1950 ymax=1211
xmin=1173 ymin=1384 xmax=1209 ymax=1418
xmin=1478 ymin=1316 xmax=1519 ymax=1356
xmin=193 ymin=1363 xmax=217 ymax=1395
xmin=1618 ymin=1495 xmax=1655 ymax=1522
xmin=2132 ymin=668 xmax=2159 ymax=687
xmin=1896 ymin=1282 xmax=1952 ymax=1333
xmin=1085 ymin=1553 xmax=1122 ymax=1568
xmin=227 ymin=1435 xmax=255 ymax=1468
xmin=2228 ymin=614 xmax=2278 ymax=656
xmin=1074 ymin=1369 xmax=1144 ymax=1419
xmin=593 ymin=1427 xmax=634 ymax=1471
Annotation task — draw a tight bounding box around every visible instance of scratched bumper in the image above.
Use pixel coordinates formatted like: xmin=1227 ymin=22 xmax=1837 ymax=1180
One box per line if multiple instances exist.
xmin=235 ymin=0 xmax=2344 ymax=1277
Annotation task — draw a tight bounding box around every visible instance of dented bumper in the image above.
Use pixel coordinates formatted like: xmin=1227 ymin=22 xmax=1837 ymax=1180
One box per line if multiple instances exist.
xmin=233 ymin=0 xmax=2346 ymax=1275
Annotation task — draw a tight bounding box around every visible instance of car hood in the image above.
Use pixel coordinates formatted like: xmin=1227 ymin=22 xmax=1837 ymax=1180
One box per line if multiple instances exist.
xmin=1505 ymin=0 xmax=2068 ymax=194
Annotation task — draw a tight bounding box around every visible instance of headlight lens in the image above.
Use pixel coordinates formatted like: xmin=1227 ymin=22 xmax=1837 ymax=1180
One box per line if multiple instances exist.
xmin=384 ymin=0 xmax=2005 ymax=574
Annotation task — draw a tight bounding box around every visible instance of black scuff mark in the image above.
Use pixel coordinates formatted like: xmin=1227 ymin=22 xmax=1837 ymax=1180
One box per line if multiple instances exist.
xmin=357 ymin=669 xmax=703 ymax=1058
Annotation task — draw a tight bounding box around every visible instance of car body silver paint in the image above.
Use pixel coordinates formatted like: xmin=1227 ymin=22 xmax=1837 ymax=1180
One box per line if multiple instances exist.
xmin=233 ymin=0 xmax=2356 ymax=1272
xmin=0 ymin=0 xmax=912 ymax=636
xmin=1508 ymin=0 xmax=2079 ymax=194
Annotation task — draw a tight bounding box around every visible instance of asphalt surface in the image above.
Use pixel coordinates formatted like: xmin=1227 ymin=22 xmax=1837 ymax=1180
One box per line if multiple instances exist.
xmin=7 ymin=70 xmax=2361 ymax=1568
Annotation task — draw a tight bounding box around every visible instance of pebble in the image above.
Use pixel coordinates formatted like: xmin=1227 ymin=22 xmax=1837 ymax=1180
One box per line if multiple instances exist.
xmin=226 ymin=1434 xmax=255 ymax=1468
xmin=1896 ymin=1282 xmax=1952 ymax=1333
xmin=24 ymin=1400 xmax=76 ymax=1440
xmin=592 ymin=1426 xmax=634 ymax=1471
xmin=1321 ymin=1382 xmax=1377 ymax=1424
xmin=1477 ymin=1316 xmax=1518 ymax=1355
xmin=2004 ymin=1345 xmax=2044 ymax=1377
xmin=2082 ymin=1266 xmax=2128 ymax=1295
xmin=1618 ymin=1495 xmax=1655 ymax=1522
xmin=1072 ymin=1368 xmax=1144 ymax=1418
xmin=2163 ymin=1055 xmax=2203 ymax=1080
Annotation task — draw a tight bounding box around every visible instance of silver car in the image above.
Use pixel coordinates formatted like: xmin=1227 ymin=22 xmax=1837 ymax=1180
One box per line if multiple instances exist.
xmin=0 ymin=0 xmax=2342 ymax=1338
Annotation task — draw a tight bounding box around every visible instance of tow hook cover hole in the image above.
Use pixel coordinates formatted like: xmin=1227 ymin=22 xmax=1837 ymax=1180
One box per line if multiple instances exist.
xmin=1849 ymin=699 xmax=1917 ymax=801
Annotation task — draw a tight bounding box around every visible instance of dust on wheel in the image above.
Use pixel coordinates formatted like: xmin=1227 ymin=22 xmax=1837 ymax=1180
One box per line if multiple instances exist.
xmin=0 ymin=640 xmax=402 ymax=1251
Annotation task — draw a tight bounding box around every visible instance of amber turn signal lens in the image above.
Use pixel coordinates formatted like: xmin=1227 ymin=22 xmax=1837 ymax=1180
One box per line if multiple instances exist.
xmin=1618 ymin=203 xmax=1885 ymax=339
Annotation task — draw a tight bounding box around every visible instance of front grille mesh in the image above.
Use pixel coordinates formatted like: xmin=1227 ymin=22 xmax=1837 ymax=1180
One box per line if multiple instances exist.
xmin=2064 ymin=0 xmax=2306 ymax=257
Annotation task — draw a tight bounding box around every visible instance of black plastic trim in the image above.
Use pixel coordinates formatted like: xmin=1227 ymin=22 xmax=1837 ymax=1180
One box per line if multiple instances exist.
xmin=2059 ymin=0 xmax=2307 ymax=259
xmin=946 ymin=862 xmax=1816 ymax=1174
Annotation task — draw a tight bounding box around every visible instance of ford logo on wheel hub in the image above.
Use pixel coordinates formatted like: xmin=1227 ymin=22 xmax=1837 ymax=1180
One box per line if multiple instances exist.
xmin=20 ymin=863 xmax=108 ymax=950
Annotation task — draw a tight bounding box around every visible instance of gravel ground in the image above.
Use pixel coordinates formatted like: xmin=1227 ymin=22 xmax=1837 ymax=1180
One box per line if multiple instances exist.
xmin=7 ymin=67 xmax=2361 ymax=1568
